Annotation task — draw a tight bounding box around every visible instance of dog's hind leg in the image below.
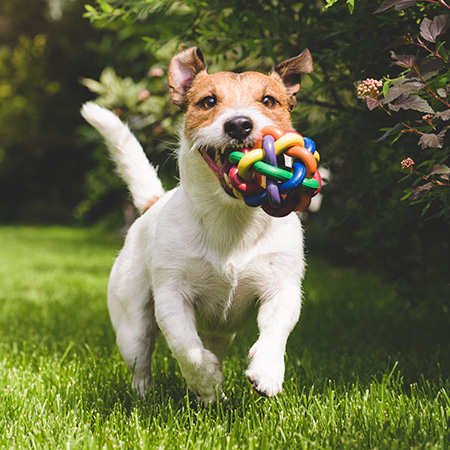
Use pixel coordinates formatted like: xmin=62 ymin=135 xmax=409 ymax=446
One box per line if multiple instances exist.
xmin=108 ymin=252 xmax=157 ymax=396
xmin=202 ymin=334 xmax=235 ymax=366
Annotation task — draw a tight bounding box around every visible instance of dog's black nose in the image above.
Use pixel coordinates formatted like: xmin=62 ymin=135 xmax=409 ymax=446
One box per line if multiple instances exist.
xmin=224 ymin=116 xmax=254 ymax=141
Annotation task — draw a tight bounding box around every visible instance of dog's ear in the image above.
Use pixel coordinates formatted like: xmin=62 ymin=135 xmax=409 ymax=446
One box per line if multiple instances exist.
xmin=272 ymin=49 xmax=313 ymax=109
xmin=168 ymin=47 xmax=206 ymax=108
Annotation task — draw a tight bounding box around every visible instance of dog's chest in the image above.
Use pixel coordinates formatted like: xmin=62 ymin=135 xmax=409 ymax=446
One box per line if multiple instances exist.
xmin=185 ymin=256 xmax=259 ymax=332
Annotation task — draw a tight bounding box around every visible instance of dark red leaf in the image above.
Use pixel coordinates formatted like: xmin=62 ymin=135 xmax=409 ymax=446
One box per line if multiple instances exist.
xmin=418 ymin=133 xmax=443 ymax=149
xmin=409 ymin=182 xmax=433 ymax=201
xmin=435 ymin=110 xmax=450 ymax=121
xmin=375 ymin=123 xmax=404 ymax=142
xmin=419 ymin=15 xmax=450 ymax=43
xmin=437 ymin=87 xmax=449 ymax=98
xmin=389 ymin=92 xmax=434 ymax=114
xmin=374 ymin=0 xmax=417 ymax=13
xmin=366 ymin=97 xmax=383 ymax=111
xmin=420 ymin=18 xmax=436 ymax=43
xmin=383 ymin=79 xmax=423 ymax=103
xmin=428 ymin=164 xmax=450 ymax=176
xmin=391 ymin=52 xmax=419 ymax=71
xmin=417 ymin=57 xmax=443 ymax=80
xmin=437 ymin=126 xmax=450 ymax=140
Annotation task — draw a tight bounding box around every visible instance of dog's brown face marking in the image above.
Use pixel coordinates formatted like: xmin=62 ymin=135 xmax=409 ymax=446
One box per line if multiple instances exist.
xmin=168 ymin=47 xmax=313 ymax=135
xmin=168 ymin=47 xmax=313 ymax=197
xmin=183 ymin=71 xmax=293 ymax=139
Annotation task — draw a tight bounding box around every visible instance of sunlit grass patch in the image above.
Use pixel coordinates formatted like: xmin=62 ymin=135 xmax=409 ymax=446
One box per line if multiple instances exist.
xmin=0 ymin=226 xmax=449 ymax=449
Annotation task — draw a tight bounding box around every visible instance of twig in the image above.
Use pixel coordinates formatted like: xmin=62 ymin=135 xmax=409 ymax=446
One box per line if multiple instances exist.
xmin=413 ymin=170 xmax=450 ymax=186
xmin=414 ymin=38 xmax=450 ymax=64
xmin=423 ymin=0 xmax=450 ymax=9
xmin=379 ymin=104 xmax=426 ymax=136
xmin=415 ymin=70 xmax=450 ymax=108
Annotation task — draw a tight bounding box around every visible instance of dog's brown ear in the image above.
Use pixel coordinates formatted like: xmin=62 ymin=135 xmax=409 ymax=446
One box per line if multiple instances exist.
xmin=168 ymin=47 xmax=206 ymax=108
xmin=272 ymin=49 xmax=313 ymax=108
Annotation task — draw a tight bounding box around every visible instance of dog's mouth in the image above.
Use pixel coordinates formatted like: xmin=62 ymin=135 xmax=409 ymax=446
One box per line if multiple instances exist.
xmin=198 ymin=144 xmax=248 ymax=197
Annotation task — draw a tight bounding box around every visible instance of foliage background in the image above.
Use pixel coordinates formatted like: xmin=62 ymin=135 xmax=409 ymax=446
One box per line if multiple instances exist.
xmin=0 ymin=0 xmax=449 ymax=303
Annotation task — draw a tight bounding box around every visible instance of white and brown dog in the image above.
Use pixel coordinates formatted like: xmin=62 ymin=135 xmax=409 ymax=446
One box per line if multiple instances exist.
xmin=81 ymin=47 xmax=313 ymax=403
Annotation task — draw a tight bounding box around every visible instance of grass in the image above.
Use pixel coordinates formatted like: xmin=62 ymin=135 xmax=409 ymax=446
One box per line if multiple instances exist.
xmin=0 ymin=225 xmax=449 ymax=449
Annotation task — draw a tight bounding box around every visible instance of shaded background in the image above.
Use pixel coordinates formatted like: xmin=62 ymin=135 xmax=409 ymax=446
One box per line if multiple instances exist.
xmin=0 ymin=0 xmax=448 ymax=308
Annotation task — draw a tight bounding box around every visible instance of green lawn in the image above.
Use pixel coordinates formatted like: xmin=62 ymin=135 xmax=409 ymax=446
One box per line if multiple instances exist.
xmin=0 ymin=226 xmax=449 ymax=449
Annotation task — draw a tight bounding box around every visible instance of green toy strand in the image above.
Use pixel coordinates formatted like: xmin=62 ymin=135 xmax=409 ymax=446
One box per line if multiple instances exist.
xmin=229 ymin=151 xmax=319 ymax=193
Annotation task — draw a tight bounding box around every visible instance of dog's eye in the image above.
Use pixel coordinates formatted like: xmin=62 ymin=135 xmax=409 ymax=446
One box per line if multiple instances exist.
xmin=199 ymin=96 xmax=217 ymax=110
xmin=262 ymin=95 xmax=278 ymax=108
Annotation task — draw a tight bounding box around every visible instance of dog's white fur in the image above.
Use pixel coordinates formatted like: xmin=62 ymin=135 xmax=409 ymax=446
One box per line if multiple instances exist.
xmin=81 ymin=47 xmax=313 ymax=402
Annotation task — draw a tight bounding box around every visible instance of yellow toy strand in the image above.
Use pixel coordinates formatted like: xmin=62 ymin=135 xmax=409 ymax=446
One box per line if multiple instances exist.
xmin=237 ymin=132 xmax=318 ymax=182
xmin=237 ymin=149 xmax=264 ymax=182
xmin=237 ymin=134 xmax=306 ymax=182
xmin=273 ymin=134 xmax=305 ymax=154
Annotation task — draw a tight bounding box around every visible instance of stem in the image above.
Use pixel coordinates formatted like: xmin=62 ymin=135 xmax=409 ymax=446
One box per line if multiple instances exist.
xmin=414 ymin=40 xmax=450 ymax=64
xmin=415 ymin=71 xmax=450 ymax=108
xmin=414 ymin=170 xmax=450 ymax=187
xmin=423 ymin=0 xmax=450 ymax=9
xmin=379 ymin=104 xmax=426 ymax=136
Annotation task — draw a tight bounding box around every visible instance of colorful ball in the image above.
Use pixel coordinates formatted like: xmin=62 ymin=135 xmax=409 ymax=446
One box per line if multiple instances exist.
xmin=227 ymin=126 xmax=322 ymax=217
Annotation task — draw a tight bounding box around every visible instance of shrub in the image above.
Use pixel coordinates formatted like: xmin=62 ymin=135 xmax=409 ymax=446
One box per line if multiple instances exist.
xmin=358 ymin=0 xmax=450 ymax=221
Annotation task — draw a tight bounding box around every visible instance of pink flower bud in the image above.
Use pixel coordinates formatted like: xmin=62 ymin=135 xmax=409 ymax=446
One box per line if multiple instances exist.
xmin=357 ymin=78 xmax=383 ymax=99
xmin=138 ymin=89 xmax=150 ymax=101
xmin=149 ymin=67 xmax=164 ymax=78
xmin=401 ymin=157 xmax=415 ymax=172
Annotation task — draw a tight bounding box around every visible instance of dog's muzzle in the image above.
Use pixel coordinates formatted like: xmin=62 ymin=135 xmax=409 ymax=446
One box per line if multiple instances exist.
xmin=198 ymin=115 xmax=255 ymax=197
xmin=198 ymin=145 xmax=248 ymax=197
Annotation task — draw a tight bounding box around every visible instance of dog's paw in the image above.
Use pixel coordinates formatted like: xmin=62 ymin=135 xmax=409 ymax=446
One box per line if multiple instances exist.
xmin=132 ymin=373 xmax=153 ymax=397
xmin=245 ymin=341 xmax=285 ymax=397
xmin=196 ymin=388 xmax=227 ymax=406
xmin=180 ymin=348 xmax=223 ymax=403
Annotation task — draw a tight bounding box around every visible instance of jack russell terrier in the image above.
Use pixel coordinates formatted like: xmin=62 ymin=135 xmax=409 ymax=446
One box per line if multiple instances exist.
xmin=81 ymin=46 xmax=313 ymax=403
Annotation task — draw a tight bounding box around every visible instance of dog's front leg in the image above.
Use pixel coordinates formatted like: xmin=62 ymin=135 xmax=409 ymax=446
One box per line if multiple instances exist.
xmin=246 ymin=284 xmax=301 ymax=397
xmin=154 ymin=285 xmax=223 ymax=403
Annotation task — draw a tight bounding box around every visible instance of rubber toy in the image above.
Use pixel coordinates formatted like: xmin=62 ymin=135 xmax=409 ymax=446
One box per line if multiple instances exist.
xmin=227 ymin=125 xmax=322 ymax=217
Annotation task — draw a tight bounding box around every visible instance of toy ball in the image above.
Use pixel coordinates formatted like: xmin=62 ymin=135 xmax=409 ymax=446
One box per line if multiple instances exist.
xmin=226 ymin=126 xmax=322 ymax=217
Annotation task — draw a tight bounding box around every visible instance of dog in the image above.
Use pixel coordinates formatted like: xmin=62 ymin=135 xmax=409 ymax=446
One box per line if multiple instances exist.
xmin=81 ymin=47 xmax=313 ymax=403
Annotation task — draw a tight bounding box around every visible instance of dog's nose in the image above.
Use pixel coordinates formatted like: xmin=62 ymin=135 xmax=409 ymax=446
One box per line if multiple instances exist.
xmin=224 ymin=116 xmax=254 ymax=141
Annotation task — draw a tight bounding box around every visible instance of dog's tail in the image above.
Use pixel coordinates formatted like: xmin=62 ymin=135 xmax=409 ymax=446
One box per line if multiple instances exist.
xmin=81 ymin=102 xmax=165 ymax=214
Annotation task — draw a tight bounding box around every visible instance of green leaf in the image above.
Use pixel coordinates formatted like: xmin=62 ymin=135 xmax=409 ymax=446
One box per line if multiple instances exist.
xmin=346 ymin=0 xmax=355 ymax=14
xmin=401 ymin=190 xmax=412 ymax=201
xmin=382 ymin=79 xmax=391 ymax=97
xmin=323 ymin=0 xmax=357 ymax=13
xmin=421 ymin=201 xmax=432 ymax=217
xmin=323 ymin=0 xmax=340 ymax=10
xmin=97 ymin=0 xmax=114 ymax=14
xmin=84 ymin=4 xmax=96 ymax=13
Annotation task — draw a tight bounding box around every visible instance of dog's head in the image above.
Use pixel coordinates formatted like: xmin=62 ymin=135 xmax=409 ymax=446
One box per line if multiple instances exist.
xmin=168 ymin=47 xmax=313 ymax=198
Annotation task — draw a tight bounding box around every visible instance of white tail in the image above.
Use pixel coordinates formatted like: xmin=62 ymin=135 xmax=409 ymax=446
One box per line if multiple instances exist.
xmin=81 ymin=102 xmax=165 ymax=214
